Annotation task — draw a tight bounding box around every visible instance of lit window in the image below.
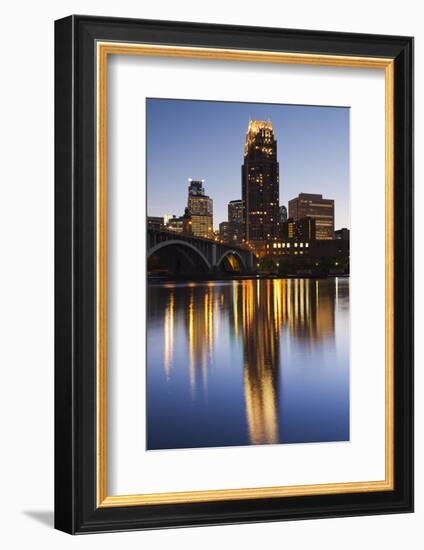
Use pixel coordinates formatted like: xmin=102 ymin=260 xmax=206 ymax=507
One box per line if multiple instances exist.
xmin=282 ymin=243 xmax=286 ymax=248
xmin=300 ymin=242 xmax=304 ymax=248
xmin=294 ymin=242 xmax=298 ymax=248
xmin=287 ymin=243 xmax=290 ymax=248
xmin=305 ymin=243 xmax=309 ymax=248
xmin=273 ymin=243 xmax=277 ymax=249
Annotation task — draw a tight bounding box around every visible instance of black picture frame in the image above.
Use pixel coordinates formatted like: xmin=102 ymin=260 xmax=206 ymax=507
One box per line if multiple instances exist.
xmin=55 ymin=15 xmax=413 ymax=534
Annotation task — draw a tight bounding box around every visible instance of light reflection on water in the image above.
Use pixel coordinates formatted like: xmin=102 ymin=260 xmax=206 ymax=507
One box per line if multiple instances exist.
xmin=147 ymin=278 xmax=349 ymax=450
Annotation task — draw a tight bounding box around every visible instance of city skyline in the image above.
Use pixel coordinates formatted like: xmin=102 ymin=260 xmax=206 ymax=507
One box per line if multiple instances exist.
xmin=147 ymin=98 xmax=350 ymax=230
xmin=147 ymin=100 xmax=351 ymax=452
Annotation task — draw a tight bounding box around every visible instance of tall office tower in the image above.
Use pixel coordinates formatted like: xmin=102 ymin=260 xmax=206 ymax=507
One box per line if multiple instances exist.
xmin=288 ymin=193 xmax=335 ymax=240
xmin=242 ymin=120 xmax=280 ymax=245
xmin=228 ymin=199 xmax=244 ymax=224
xmin=186 ymin=179 xmax=213 ymax=238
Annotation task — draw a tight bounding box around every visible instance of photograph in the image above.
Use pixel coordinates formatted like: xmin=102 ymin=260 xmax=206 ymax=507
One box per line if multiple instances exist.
xmin=146 ymin=98 xmax=350 ymax=450
xmin=51 ymin=12 xmax=413 ymax=535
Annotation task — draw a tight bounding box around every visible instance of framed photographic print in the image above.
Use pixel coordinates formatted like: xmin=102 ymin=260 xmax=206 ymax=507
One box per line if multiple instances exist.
xmin=54 ymin=15 xmax=414 ymax=533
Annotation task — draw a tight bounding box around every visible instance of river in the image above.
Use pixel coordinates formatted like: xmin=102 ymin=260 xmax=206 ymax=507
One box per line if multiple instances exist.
xmin=147 ymin=277 xmax=349 ymax=450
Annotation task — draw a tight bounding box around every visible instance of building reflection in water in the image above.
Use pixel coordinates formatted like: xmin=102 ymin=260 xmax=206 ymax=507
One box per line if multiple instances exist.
xmin=154 ymin=278 xmax=338 ymax=447
xmin=163 ymin=292 xmax=174 ymax=380
xmin=187 ymin=285 xmax=214 ymax=395
xmin=240 ymin=280 xmax=280 ymax=444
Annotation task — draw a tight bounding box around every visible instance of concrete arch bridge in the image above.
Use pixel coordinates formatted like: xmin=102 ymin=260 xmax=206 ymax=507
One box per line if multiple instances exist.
xmin=147 ymin=229 xmax=255 ymax=276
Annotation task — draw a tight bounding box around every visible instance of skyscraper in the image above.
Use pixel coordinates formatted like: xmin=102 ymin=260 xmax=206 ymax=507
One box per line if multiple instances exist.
xmin=218 ymin=199 xmax=245 ymax=243
xmin=186 ymin=179 xmax=213 ymax=238
xmin=228 ymin=199 xmax=244 ymax=224
xmin=289 ymin=193 xmax=334 ymax=240
xmin=242 ymin=120 xmax=280 ymax=245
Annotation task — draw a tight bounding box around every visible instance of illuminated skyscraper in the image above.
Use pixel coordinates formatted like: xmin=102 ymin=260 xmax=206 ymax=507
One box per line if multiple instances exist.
xmin=228 ymin=199 xmax=244 ymax=224
xmin=186 ymin=179 xmax=213 ymax=238
xmin=289 ymin=193 xmax=334 ymax=240
xmin=242 ymin=120 xmax=280 ymax=245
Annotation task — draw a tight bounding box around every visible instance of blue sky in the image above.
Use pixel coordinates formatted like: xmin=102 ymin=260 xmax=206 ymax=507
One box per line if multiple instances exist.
xmin=146 ymin=98 xmax=350 ymax=229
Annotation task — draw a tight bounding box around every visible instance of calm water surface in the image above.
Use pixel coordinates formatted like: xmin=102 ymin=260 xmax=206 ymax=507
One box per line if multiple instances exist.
xmin=147 ymin=278 xmax=349 ymax=450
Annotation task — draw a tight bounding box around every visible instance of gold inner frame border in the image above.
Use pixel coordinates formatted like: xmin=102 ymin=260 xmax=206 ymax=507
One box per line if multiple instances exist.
xmin=96 ymin=42 xmax=394 ymax=508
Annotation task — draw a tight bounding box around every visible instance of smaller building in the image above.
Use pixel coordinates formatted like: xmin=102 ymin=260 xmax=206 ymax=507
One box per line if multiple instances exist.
xmin=335 ymin=227 xmax=350 ymax=240
xmin=280 ymin=218 xmax=296 ymax=240
xmin=219 ymin=222 xmax=231 ymax=242
xmin=147 ymin=216 xmax=164 ymax=231
xmin=289 ymin=192 xmax=335 ymax=240
xmin=219 ymin=221 xmax=244 ymax=244
xmin=266 ymin=239 xmax=311 ymax=257
xmin=265 ymin=238 xmax=349 ymax=262
xmin=295 ymin=216 xmax=316 ymax=241
xmin=166 ymin=214 xmax=190 ymax=234
xmin=262 ymin=213 xmax=349 ymax=274
xmin=279 ymin=216 xmax=316 ymax=241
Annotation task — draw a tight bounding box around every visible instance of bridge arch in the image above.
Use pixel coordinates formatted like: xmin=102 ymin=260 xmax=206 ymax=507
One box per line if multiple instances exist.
xmin=216 ymin=249 xmax=247 ymax=272
xmin=148 ymin=239 xmax=212 ymax=274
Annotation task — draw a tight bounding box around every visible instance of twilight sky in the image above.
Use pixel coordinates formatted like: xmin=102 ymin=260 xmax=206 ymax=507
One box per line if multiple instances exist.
xmin=146 ymin=98 xmax=350 ymax=230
